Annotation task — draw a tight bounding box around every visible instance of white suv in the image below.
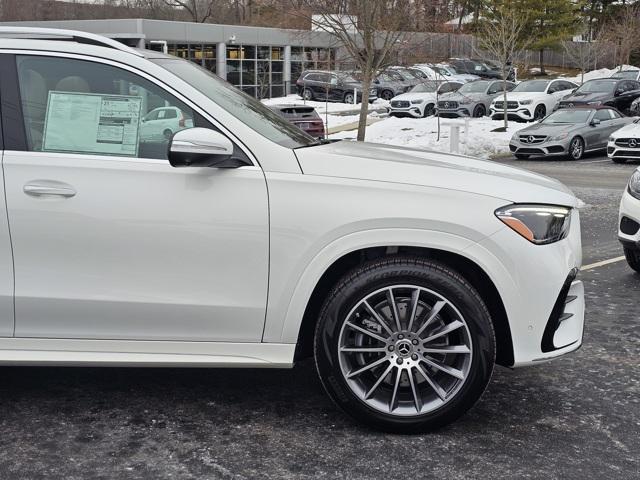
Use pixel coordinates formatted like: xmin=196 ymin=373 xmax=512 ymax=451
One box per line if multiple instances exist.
xmin=140 ymin=106 xmax=194 ymax=141
xmin=0 ymin=28 xmax=585 ymax=432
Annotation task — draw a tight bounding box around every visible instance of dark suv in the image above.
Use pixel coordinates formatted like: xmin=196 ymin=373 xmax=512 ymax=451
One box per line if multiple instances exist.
xmin=449 ymin=58 xmax=515 ymax=81
xmin=558 ymin=78 xmax=640 ymax=115
xmin=296 ymin=70 xmax=378 ymax=104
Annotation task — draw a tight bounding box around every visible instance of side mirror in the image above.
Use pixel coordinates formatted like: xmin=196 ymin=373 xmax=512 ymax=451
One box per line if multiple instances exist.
xmin=615 ymin=89 xmax=624 ymax=96
xmin=169 ymin=128 xmax=245 ymax=168
xmin=590 ymin=118 xmax=601 ymax=126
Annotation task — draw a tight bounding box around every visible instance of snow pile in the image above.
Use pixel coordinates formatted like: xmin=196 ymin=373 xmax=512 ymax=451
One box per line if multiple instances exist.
xmin=561 ymin=65 xmax=637 ymax=84
xmin=330 ymin=116 xmax=530 ymax=159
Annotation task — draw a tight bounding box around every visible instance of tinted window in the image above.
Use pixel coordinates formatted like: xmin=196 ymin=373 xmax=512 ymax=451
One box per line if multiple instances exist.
xmin=17 ymin=55 xmax=204 ymax=159
xmin=513 ymin=80 xmax=550 ymax=92
xmin=594 ymin=109 xmax=611 ymax=121
xmin=612 ymin=70 xmax=639 ymax=80
xmin=542 ymin=109 xmax=592 ymax=124
xmin=410 ymin=82 xmax=439 ymax=93
xmin=610 ymin=109 xmax=622 ymax=118
xmin=459 ymin=81 xmax=489 ymax=93
xmin=575 ymin=80 xmax=616 ymax=93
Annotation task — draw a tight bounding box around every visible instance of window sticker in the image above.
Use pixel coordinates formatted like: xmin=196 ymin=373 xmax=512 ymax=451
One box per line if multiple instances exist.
xmin=42 ymin=92 xmax=142 ymax=157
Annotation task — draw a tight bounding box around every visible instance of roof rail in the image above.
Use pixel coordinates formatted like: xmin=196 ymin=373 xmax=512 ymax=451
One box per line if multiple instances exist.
xmin=0 ymin=26 xmax=144 ymax=57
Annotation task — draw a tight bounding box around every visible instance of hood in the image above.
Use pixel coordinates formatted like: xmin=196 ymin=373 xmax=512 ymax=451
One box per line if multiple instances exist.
xmin=392 ymin=92 xmax=437 ymax=102
xmin=442 ymin=91 xmax=485 ymax=102
xmin=513 ymin=121 xmax=583 ymax=137
xmin=295 ymin=141 xmax=577 ymax=207
xmin=560 ymin=91 xmax=609 ymax=103
xmin=611 ymin=122 xmax=640 ymax=137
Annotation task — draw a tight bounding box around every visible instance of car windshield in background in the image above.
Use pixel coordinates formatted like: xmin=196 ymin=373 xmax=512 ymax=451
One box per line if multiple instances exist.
xmin=459 ymin=81 xmax=488 ymax=93
xmin=576 ymin=80 xmax=616 ymax=93
xmin=542 ymin=109 xmax=592 ymax=124
xmin=432 ymin=66 xmax=451 ymax=76
xmin=152 ymin=58 xmax=317 ymax=149
xmin=410 ymin=82 xmax=439 ymax=93
xmin=612 ymin=70 xmax=639 ymax=79
xmin=513 ymin=80 xmax=549 ymax=92
xmin=338 ymin=73 xmax=358 ymax=83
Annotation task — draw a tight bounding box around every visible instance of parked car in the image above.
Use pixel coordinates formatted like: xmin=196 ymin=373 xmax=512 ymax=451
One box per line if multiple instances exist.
xmin=389 ymin=81 xmax=463 ymax=117
xmin=489 ymin=79 xmax=578 ymax=122
xmin=618 ymin=168 xmax=640 ymax=272
xmin=606 ymin=118 xmax=640 ymax=163
xmin=438 ymin=80 xmax=516 ymax=118
xmin=557 ymin=78 xmax=640 ymax=115
xmin=611 ymin=69 xmax=640 ymax=81
xmin=296 ymin=70 xmax=378 ymax=104
xmin=0 ymin=26 xmax=586 ymax=433
xmin=509 ymin=107 xmax=633 ymax=160
xmin=268 ymin=104 xmax=325 ymax=139
xmin=353 ymin=70 xmax=409 ymax=101
xmin=433 ymin=63 xmax=479 ymax=83
xmin=449 ymin=58 xmax=515 ymax=81
xmin=387 ymin=66 xmax=423 ymax=88
xmin=140 ymin=106 xmax=194 ymax=141
xmin=412 ymin=63 xmax=477 ymax=83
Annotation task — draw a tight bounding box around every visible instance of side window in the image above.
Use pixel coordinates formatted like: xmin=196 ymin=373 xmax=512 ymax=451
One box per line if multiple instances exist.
xmin=487 ymin=82 xmax=501 ymax=94
xmin=547 ymin=82 xmax=559 ymax=94
xmin=505 ymin=82 xmax=516 ymax=91
xmin=609 ymin=109 xmax=622 ymax=119
xmin=17 ymin=55 xmax=208 ymax=160
xmin=594 ymin=109 xmax=611 ymax=122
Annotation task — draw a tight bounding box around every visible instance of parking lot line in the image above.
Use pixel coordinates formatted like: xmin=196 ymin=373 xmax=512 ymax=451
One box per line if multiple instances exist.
xmin=580 ymin=159 xmax=611 ymax=164
xmin=581 ymin=256 xmax=626 ymax=271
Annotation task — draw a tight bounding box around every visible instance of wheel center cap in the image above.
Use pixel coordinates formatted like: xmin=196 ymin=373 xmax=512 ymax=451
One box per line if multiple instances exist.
xmin=396 ymin=339 xmax=413 ymax=357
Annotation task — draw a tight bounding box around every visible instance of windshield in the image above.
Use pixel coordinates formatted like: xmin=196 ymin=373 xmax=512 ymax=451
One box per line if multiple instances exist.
xmin=410 ymin=82 xmax=439 ymax=93
xmin=459 ymin=81 xmax=488 ymax=93
xmin=152 ymin=58 xmax=317 ymax=148
xmin=432 ymin=66 xmax=451 ymax=77
xmin=542 ymin=109 xmax=592 ymax=124
xmin=338 ymin=73 xmax=358 ymax=83
xmin=612 ymin=70 xmax=639 ymax=80
xmin=513 ymin=80 xmax=549 ymax=92
xmin=575 ymin=80 xmax=616 ymax=94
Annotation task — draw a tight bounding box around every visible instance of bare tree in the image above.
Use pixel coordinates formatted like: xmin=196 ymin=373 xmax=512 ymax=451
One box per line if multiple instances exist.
xmin=562 ymin=25 xmax=610 ymax=84
xmin=598 ymin=5 xmax=640 ymax=69
xmin=162 ymin=0 xmax=217 ymax=22
xmin=475 ymin=0 xmax=534 ymax=130
xmin=291 ymin=1 xmax=413 ymax=141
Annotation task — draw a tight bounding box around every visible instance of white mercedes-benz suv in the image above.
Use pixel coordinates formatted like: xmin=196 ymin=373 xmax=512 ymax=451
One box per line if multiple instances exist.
xmin=619 ymin=168 xmax=640 ymax=271
xmin=0 ymin=28 xmax=585 ymax=432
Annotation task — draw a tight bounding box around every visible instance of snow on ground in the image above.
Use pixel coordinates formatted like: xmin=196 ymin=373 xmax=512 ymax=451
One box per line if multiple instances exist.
xmin=561 ymin=65 xmax=636 ymax=84
xmin=330 ymin=116 xmax=530 ymax=159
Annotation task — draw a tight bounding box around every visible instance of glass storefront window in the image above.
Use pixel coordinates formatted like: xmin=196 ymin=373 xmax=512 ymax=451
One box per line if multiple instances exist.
xmin=203 ymin=45 xmax=215 ymax=60
xmin=227 ymin=59 xmax=241 ymax=85
xmin=242 ymin=60 xmax=256 ymax=86
xmin=271 ymin=47 xmax=283 ymax=60
xmin=291 ymin=47 xmax=304 ymax=61
xmin=227 ymin=45 xmax=242 ymax=60
xmin=258 ymin=46 xmax=271 ymax=60
xmin=174 ymin=44 xmax=189 ymax=59
xmin=243 ymin=45 xmax=256 ymax=59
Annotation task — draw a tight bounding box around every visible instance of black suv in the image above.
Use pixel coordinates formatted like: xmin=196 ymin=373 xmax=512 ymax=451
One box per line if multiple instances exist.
xmin=449 ymin=58 xmax=515 ymax=81
xmin=296 ymin=70 xmax=378 ymax=104
xmin=558 ymin=78 xmax=640 ymax=115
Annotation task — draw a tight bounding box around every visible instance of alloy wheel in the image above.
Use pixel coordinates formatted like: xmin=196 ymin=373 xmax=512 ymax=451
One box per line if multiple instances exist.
xmin=570 ymin=137 xmax=584 ymax=160
xmin=338 ymin=285 xmax=473 ymax=416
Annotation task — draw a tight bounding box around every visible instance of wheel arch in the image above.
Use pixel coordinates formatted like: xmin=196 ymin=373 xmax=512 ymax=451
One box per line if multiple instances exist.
xmin=293 ymin=246 xmax=514 ymax=367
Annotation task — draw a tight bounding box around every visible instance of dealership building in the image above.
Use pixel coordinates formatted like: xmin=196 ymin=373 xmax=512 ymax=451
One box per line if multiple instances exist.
xmin=1 ymin=19 xmax=340 ymax=98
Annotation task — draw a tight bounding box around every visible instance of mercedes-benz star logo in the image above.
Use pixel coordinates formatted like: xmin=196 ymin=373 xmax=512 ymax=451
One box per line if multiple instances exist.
xmin=568 ymin=103 xmax=574 ymax=107
xmin=527 ymin=135 xmax=535 ymax=143
xmin=396 ymin=340 xmax=412 ymax=357
xmin=444 ymin=102 xmax=450 ymax=108
xmin=630 ymin=138 xmax=638 ymax=148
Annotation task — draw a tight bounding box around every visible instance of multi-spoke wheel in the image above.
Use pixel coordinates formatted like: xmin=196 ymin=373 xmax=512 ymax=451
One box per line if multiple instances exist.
xmin=568 ymin=136 xmax=584 ymax=160
xmin=314 ymin=256 xmax=495 ymax=433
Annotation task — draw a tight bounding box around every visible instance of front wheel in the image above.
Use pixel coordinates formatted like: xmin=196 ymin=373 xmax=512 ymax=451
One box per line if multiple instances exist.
xmin=423 ymin=103 xmax=436 ymax=117
xmin=314 ymin=256 xmax=496 ymax=433
xmin=472 ymin=104 xmax=486 ymax=118
xmin=568 ymin=136 xmax=584 ymax=160
xmin=533 ymin=104 xmax=546 ymax=121
xmin=302 ymin=88 xmax=314 ymax=101
xmin=380 ymin=90 xmax=394 ymax=101
xmin=344 ymin=92 xmax=356 ymax=104
xmin=624 ymin=247 xmax=640 ymax=272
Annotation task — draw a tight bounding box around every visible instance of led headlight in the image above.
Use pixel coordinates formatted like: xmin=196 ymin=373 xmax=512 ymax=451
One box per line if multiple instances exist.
xmin=551 ymin=132 xmax=569 ymax=141
xmin=628 ymin=170 xmax=640 ymax=200
xmin=411 ymin=99 xmax=424 ymax=104
xmin=519 ymin=100 xmax=532 ymax=105
xmin=495 ymin=204 xmax=572 ymax=245
xmin=458 ymin=99 xmax=471 ymax=105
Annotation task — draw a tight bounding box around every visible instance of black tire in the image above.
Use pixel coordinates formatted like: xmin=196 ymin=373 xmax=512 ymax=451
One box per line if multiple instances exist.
xmin=314 ymin=256 xmax=496 ymax=433
xmin=423 ymin=103 xmax=436 ymax=117
xmin=472 ymin=104 xmax=486 ymax=118
xmin=624 ymin=247 xmax=640 ymax=272
xmin=302 ymin=88 xmax=314 ymax=101
xmin=568 ymin=136 xmax=584 ymax=160
xmin=612 ymin=157 xmax=627 ymax=164
xmin=515 ymin=154 xmax=530 ymax=160
xmin=533 ymin=104 xmax=546 ymax=121
xmin=380 ymin=90 xmax=394 ymax=101
xmin=163 ymin=129 xmax=173 ymax=140
xmin=344 ymin=92 xmax=356 ymax=104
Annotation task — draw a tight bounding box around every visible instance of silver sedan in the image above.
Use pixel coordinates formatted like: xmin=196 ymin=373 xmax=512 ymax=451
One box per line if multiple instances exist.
xmin=509 ymin=107 xmax=634 ymax=160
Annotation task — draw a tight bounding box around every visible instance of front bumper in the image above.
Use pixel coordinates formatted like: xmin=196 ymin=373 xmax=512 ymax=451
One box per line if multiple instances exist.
xmin=437 ymin=107 xmax=472 ymax=118
xmin=607 ymin=140 xmax=640 ymax=160
xmin=509 ymin=140 xmax=569 ymax=157
xmin=618 ymin=188 xmax=640 ymax=249
xmin=389 ymin=105 xmax=423 ymax=118
xmin=465 ymin=208 xmax=584 ymax=367
xmin=490 ymin=106 xmax=534 ymax=121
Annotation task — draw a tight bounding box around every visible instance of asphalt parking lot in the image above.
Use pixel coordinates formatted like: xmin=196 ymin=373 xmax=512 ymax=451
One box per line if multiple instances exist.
xmin=0 ymin=155 xmax=638 ymax=480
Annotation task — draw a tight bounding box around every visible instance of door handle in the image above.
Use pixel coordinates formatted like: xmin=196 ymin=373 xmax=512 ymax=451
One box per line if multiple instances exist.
xmin=24 ymin=183 xmax=76 ymax=198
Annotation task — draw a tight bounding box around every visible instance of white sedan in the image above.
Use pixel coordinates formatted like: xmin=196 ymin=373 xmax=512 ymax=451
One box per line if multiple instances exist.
xmin=619 ymin=168 xmax=640 ymax=272
xmin=490 ymin=79 xmax=578 ymax=122
xmin=607 ymin=120 xmax=640 ymax=163
xmin=388 ymin=81 xmax=463 ymax=118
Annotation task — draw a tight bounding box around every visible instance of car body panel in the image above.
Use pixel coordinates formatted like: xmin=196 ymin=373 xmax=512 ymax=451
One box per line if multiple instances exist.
xmin=388 ymin=81 xmax=463 ymax=117
xmin=296 ymin=70 xmax=378 ymax=103
xmin=558 ymin=78 xmax=640 ymax=114
xmin=438 ymin=80 xmax=515 ymax=117
xmin=618 ymin=170 xmax=640 ymax=251
xmin=490 ymin=79 xmax=578 ymax=121
xmin=607 ymin=122 xmax=640 ymax=160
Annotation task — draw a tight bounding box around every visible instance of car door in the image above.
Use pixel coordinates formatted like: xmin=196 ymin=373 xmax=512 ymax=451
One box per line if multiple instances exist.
xmin=618 ymin=81 xmax=640 ymax=113
xmin=0 ymin=67 xmax=16 ymax=337
xmin=1 ymin=52 xmax=269 ymax=342
xmin=588 ymin=109 xmax=614 ymax=149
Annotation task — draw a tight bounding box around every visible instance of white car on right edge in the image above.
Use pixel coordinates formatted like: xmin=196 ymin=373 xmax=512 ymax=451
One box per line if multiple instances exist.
xmin=619 ymin=169 xmax=640 ymax=272
xmin=607 ymin=119 xmax=640 ymax=163
xmin=490 ymin=79 xmax=578 ymax=122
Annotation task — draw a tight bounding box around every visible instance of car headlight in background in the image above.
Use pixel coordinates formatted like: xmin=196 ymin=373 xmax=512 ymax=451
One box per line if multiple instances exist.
xmin=495 ymin=204 xmax=572 ymax=245
xmin=628 ymin=170 xmax=640 ymax=200
xmin=587 ymin=101 xmax=602 ymax=106
xmin=551 ymin=132 xmax=569 ymax=141
xmin=411 ymin=99 xmax=424 ymax=104
xmin=519 ymin=100 xmax=533 ymax=105
xmin=458 ymin=99 xmax=471 ymax=105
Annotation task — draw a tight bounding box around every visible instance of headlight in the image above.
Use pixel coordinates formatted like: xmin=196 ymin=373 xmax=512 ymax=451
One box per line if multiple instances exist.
xmin=629 ymin=170 xmax=640 ymax=200
xmin=458 ymin=99 xmax=470 ymax=105
xmin=411 ymin=99 xmax=424 ymax=104
xmin=519 ymin=100 xmax=532 ymax=105
xmin=609 ymin=136 xmax=615 ymax=143
xmin=495 ymin=204 xmax=572 ymax=245
xmin=551 ymin=132 xmax=569 ymax=141
xmin=587 ymin=101 xmax=601 ymax=106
